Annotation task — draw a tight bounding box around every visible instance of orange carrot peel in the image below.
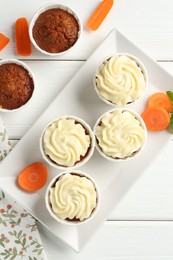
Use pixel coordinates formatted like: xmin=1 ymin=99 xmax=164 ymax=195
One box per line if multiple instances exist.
xmin=15 ymin=17 xmax=32 ymax=56
xmin=18 ymin=162 xmax=48 ymax=192
xmin=87 ymin=0 xmax=114 ymax=31
xmin=0 ymin=33 xmax=10 ymax=51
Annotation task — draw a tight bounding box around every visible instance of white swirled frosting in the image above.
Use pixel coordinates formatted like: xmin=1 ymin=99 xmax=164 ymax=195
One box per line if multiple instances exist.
xmin=95 ymin=110 xmax=146 ymax=158
xmin=43 ymin=119 xmax=90 ymax=167
xmin=49 ymin=173 xmax=97 ymax=221
xmin=95 ymin=55 xmax=146 ymax=106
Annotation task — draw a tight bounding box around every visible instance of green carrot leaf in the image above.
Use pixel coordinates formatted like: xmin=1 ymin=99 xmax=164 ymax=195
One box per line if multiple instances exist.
xmin=169 ymin=113 xmax=173 ymax=133
xmin=166 ymin=91 xmax=173 ymax=102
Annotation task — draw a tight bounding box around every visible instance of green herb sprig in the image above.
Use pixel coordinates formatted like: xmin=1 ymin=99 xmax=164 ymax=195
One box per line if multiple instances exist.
xmin=166 ymin=91 xmax=173 ymax=133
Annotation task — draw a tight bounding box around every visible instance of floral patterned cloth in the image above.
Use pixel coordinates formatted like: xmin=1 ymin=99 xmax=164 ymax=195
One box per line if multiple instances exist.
xmin=0 ymin=116 xmax=47 ymax=260
xmin=0 ymin=116 xmax=11 ymax=162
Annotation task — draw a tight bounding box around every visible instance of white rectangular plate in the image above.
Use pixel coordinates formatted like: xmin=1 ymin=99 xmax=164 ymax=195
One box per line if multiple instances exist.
xmin=0 ymin=29 xmax=173 ymax=252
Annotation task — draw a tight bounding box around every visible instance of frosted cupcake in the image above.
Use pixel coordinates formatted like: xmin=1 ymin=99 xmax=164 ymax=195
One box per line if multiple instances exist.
xmin=45 ymin=171 xmax=100 ymax=224
xmin=94 ymin=109 xmax=147 ymax=161
xmin=40 ymin=116 xmax=95 ymax=169
xmin=94 ymin=53 xmax=148 ymax=106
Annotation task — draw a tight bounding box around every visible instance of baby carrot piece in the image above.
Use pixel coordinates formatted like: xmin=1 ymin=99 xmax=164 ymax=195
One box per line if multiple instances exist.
xmin=87 ymin=0 xmax=114 ymax=31
xmin=147 ymin=92 xmax=172 ymax=113
xmin=15 ymin=17 xmax=31 ymax=56
xmin=18 ymin=162 xmax=48 ymax=192
xmin=0 ymin=33 xmax=10 ymax=51
xmin=141 ymin=107 xmax=170 ymax=131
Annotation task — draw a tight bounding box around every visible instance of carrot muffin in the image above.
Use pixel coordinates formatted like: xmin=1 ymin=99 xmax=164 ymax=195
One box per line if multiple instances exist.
xmin=0 ymin=63 xmax=34 ymax=110
xmin=94 ymin=54 xmax=147 ymax=106
xmin=46 ymin=171 xmax=99 ymax=223
xmin=94 ymin=109 xmax=147 ymax=160
xmin=32 ymin=8 xmax=79 ymax=53
xmin=41 ymin=117 xmax=95 ymax=168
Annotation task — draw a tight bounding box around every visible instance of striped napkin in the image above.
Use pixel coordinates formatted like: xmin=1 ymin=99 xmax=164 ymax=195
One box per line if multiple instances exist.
xmin=0 ymin=115 xmax=47 ymax=260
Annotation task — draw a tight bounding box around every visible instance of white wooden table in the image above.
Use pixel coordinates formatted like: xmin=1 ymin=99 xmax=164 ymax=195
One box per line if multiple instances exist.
xmin=1 ymin=0 xmax=173 ymax=258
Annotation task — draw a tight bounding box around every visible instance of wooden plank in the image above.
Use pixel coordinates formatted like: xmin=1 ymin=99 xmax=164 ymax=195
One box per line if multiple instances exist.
xmin=0 ymin=0 xmax=173 ymax=60
xmin=0 ymin=0 xmax=114 ymax=60
xmin=37 ymin=221 xmax=173 ymax=259
xmin=114 ymin=0 xmax=173 ymax=61
xmin=2 ymin=60 xmax=82 ymax=139
xmin=3 ymin=61 xmax=173 ymax=139
xmin=10 ymin=140 xmax=18 ymax=147
xmin=109 ymin=140 xmax=173 ymax=220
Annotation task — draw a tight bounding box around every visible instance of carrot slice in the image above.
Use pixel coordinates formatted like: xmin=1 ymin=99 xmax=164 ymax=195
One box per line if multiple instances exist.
xmin=147 ymin=92 xmax=172 ymax=113
xmin=141 ymin=107 xmax=170 ymax=131
xmin=18 ymin=162 xmax=48 ymax=192
xmin=87 ymin=0 xmax=114 ymax=31
xmin=15 ymin=17 xmax=32 ymax=56
xmin=0 ymin=33 xmax=10 ymax=51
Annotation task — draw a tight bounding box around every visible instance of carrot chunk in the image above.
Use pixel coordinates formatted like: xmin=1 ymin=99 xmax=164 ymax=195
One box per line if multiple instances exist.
xmin=147 ymin=92 xmax=172 ymax=113
xmin=15 ymin=17 xmax=32 ymax=56
xmin=0 ymin=33 xmax=10 ymax=51
xmin=18 ymin=162 xmax=48 ymax=192
xmin=141 ymin=107 xmax=170 ymax=131
xmin=87 ymin=0 xmax=114 ymax=31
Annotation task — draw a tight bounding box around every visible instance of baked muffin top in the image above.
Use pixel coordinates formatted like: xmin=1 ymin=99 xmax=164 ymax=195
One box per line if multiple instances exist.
xmin=33 ymin=8 xmax=79 ymax=53
xmin=0 ymin=63 xmax=34 ymax=110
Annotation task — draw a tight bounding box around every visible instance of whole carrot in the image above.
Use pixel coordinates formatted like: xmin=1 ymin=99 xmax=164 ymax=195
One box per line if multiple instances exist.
xmin=0 ymin=33 xmax=10 ymax=51
xmin=87 ymin=0 xmax=114 ymax=31
xmin=15 ymin=17 xmax=32 ymax=56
